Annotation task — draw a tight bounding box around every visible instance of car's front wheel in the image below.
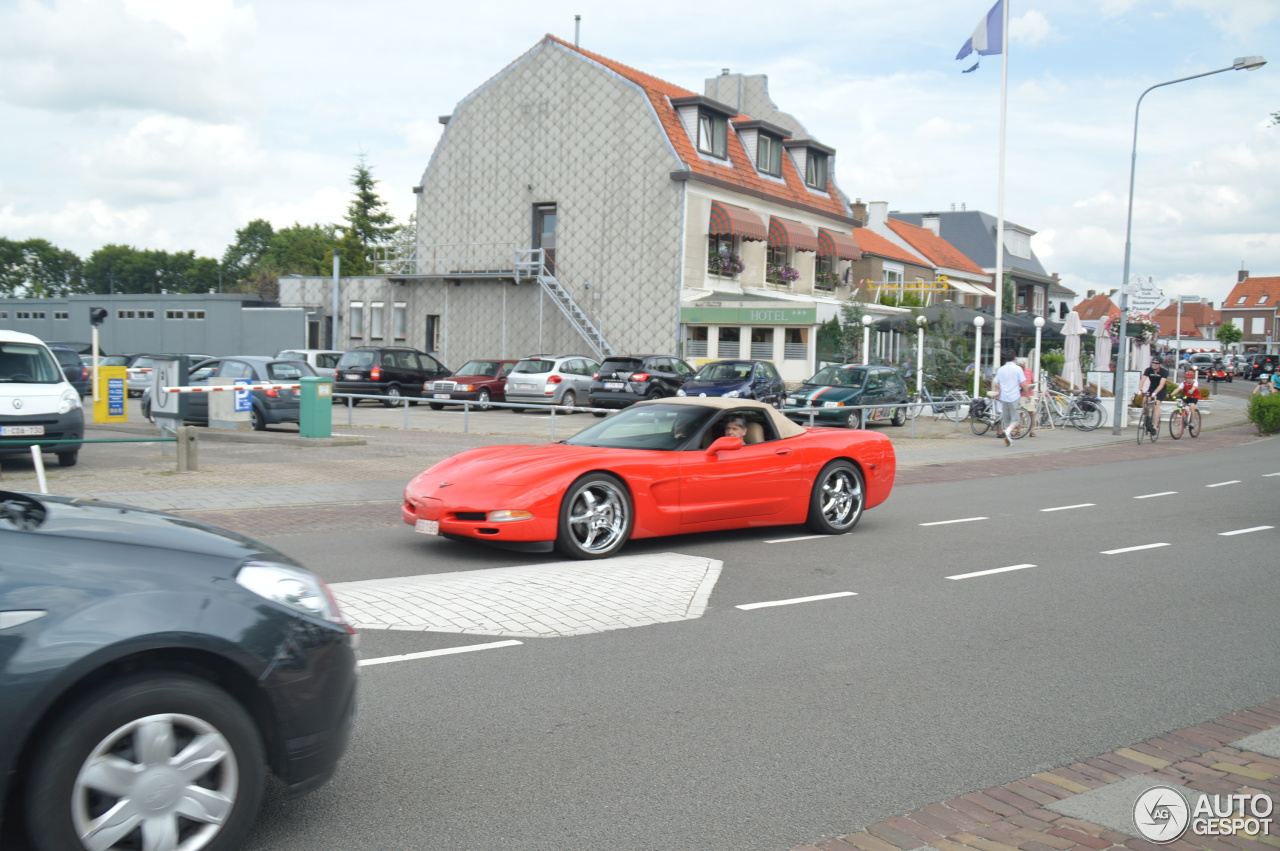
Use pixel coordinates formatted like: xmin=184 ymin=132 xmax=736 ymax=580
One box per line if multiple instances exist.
xmin=24 ymin=673 xmax=266 ymax=851
xmin=57 ymin=450 xmax=79 ymax=467
xmin=555 ymin=473 xmax=632 ymax=559
xmin=475 ymin=388 xmax=492 ymax=411
xmin=382 ymin=385 xmax=403 ymax=407
xmin=844 ymin=409 xmax=863 ymax=429
xmin=806 ymin=460 xmax=865 ymax=534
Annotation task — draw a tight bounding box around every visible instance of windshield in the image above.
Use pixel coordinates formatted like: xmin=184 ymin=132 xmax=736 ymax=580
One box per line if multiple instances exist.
xmin=563 ymin=404 xmax=715 ymax=451
xmin=808 ymin=366 xmax=865 ymax=387
xmin=269 ymin=361 xmax=314 ymax=380
xmin=694 ymin=362 xmax=752 ymax=382
xmin=513 ymin=359 xmax=555 ymax=375
xmin=0 ymin=342 xmax=65 ymax=384
xmin=457 ymin=360 xmax=502 ymax=377
xmin=336 ymin=351 xmax=375 ymax=369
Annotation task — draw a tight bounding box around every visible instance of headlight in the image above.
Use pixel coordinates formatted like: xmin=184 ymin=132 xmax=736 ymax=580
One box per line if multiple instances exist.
xmin=236 ymin=561 xmax=352 ymax=631
xmin=676 ymin=388 xmax=686 ymax=396
xmin=724 ymin=390 xmax=741 ymax=398
xmin=487 ymin=509 xmax=534 ymax=522
xmin=59 ymin=388 xmax=82 ymax=414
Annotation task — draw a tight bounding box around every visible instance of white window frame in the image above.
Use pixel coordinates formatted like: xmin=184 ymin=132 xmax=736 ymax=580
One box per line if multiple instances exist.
xmin=1004 ymin=228 xmax=1032 ymax=260
xmin=349 ymin=302 xmax=365 ymax=338
xmin=370 ymin=301 xmax=385 ymax=340
xmin=393 ymin=302 xmax=407 ymax=339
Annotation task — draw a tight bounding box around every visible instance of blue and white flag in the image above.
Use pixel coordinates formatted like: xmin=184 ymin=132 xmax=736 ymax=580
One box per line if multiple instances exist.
xmin=956 ymin=0 xmax=1004 ymax=70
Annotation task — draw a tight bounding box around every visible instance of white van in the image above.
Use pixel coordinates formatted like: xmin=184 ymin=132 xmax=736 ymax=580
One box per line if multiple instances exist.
xmin=0 ymin=329 xmax=85 ymax=467
xmin=276 ymin=349 xmax=342 ymax=378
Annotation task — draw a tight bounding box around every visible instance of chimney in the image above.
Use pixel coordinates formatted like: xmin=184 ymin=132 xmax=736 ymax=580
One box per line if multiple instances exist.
xmin=922 ymin=216 xmax=940 ymax=236
xmin=1238 ymin=269 xmax=1250 ymax=283
xmin=867 ymin=201 xmax=889 ymax=227
xmin=1087 ymin=290 xmax=1095 ymax=298
xmin=849 ymin=198 xmax=866 ymax=226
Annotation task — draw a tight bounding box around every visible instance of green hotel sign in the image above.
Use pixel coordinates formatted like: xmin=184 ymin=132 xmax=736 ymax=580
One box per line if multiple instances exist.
xmin=681 ymin=306 xmax=818 ymax=325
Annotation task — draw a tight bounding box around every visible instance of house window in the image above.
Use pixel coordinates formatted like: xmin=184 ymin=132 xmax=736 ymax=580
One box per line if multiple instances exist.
xmin=685 ymin=326 xmax=708 ymax=358
xmin=697 ymin=112 xmax=727 ymax=159
xmin=804 ymin=152 xmax=828 ymax=189
xmin=1252 ymin=317 xmax=1266 ymax=334
xmin=757 ymin=134 xmax=782 ymax=176
xmin=54 ymin=311 xmax=69 ymax=320
xmin=185 ymin=310 xmax=204 ymax=320
xmin=707 ymin=234 xmax=741 ymax=277
xmin=1236 ymin=296 xmax=1247 ymax=305
xmin=815 ymin=255 xmax=838 ymax=292
xmin=166 ymin=310 xmax=183 ymax=319
xmin=784 ymin=328 xmax=806 ymax=360
xmin=717 ymin=326 xmax=741 ymax=359
xmin=16 ymin=311 xmax=31 ymax=319
xmin=370 ymin=302 xmax=385 ymax=339
xmin=117 ymin=310 xmax=135 ymax=319
xmin=394 ymin=302 xmax=407 ymax=339
xmin=1004 ymin=229 xmax=1031 ymax=259
xmin=749 ymin=328 xmax=774 ymax=360
xmin=350 ymin=302 xmax=364 ymax=338
xmin=0 ymin=312 xmax=7 ymax=319
xmin=139 ymin=310 xmax=156 ymax=319
xmin=1260 ymin=296 xmax=1270 ymax=305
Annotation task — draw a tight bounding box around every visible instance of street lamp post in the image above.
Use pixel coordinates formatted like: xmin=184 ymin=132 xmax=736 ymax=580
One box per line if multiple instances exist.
xmin=915 ymin=315 xmax=927 ymax=395
xmin=973 ymin=316 xmax=985 ymax=399
xmin=1176 ymin=294 xmax=1201 ymax=362
xmin=1033 ymin=316 xmax=1045 ymax=394
xmin=861 ymin=314 xmax=873 ymax=366
xmin=1111 ymin=55 xmax=1267 ymax=435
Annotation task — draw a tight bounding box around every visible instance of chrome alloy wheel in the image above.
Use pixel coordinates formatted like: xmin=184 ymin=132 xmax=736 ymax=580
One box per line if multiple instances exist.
xmin=72 ymin=713 xmax=238 ymax=851
xmin=566 ymin=480 xmax=628 ymax=555
xmin=819 ymin=466 xmax=862 ymax=530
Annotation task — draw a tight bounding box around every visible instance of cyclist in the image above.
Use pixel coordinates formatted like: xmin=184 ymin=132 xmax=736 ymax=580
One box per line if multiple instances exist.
xmin=1140 ymin=356 xmax=1169 ymax=435
xmin=1176 ymin=367 xmax=1202 ymax=416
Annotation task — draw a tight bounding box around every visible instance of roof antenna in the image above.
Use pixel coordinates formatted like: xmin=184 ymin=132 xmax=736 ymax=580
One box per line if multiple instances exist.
xmin=574 ymin=14 xmax=581 ymax=47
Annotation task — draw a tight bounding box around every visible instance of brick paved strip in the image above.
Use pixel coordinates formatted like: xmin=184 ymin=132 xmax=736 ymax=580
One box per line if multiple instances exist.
xmin=1067 ymin=762 xmax=1123 ymax=785
xmin=1199 ymin=722 xmax=1251 ymax=743
xmin=865 ymin=822 xmax=924 ymax=849
xmin=949 ymin=831 xmax=1023 ymax=851
xmin=1033 ymin=773 xmax=1092 ymax=795
xmin=1048 ymin=828 xmax=1111 ymax=850
xmin=1223 ymin=712 xmax=1272 ymax=731
xmin=1140 ymin=738 xmax=1202 ymax=759
xmin=922 ymin=802 xmax=987 ymax=832
xmin=1004 ymin=781 xmax=1060 ymax=807
xmin=1175 ymin=727 xmax=1233 ymax=749
xmin=984 ymin=787 xmax=1045 ymax=814
xmin=965 ymin=792 xmax=1022 ymax=818
xmin=1085 ymin=754 xmax=1141 ymax=776
xmin=1020 ymin=843 xmax=1074 ymax=851
xmin=814 ymin=840 xmax=861 ymax=851
xmin=932 ymin=840 xmax=988 ymax=851
xmin=1007 ymin=814 xmax=1061 ymax=833
xmin=1006 ymin=830 xmax=1075 ymax=850
xmin=1114 ymin=747 xmax=1172 ymax=769
xmin=882 ymin=815 xmax=946 ymax=843
xmin=1050 ymin=766 xmax=1107 ymax=788
xmin=1212 ymin=762 xmax=1275 ymax=780
xmin=947 ymin=796 xmax=1007 ymax=824
xmin=1018 ymin=776 xmax=1076 ymax=800
xmin=836 ymin=832 xmax=904 ymax=851
xmin=1215 ymin=716 xmax=1269 ymax=735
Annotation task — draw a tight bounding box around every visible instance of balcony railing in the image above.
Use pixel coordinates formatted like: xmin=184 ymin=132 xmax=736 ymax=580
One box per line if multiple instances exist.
xmin=374 ymin=243 xmax=519 ymax=277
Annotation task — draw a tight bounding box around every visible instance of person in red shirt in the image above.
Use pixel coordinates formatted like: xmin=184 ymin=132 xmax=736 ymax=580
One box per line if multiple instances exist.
xmin=1177 ymin=367 xmax=1202 ymax=412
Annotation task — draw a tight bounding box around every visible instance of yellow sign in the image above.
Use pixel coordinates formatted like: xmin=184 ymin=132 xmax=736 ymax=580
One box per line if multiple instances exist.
xmin=93 ymin=366 xmax=129 ymax=424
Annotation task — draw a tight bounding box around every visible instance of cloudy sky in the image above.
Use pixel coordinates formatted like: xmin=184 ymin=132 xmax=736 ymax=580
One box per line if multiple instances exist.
xmin=1 ymin=0 xmax=1277 ymax=307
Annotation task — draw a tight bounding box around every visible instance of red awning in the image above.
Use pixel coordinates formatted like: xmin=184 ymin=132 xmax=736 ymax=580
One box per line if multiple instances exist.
xmin=817 ymin=228 xmax=861 ymax=260
xmin=709 ymin=201 xmax=768 ymax=242
xmin=769 ymin=217 xmax=820 ymax=253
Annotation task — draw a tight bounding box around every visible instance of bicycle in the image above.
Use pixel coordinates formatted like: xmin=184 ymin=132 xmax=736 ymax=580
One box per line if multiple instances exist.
xmin=970 ymin=396 xmax=1031 ymax=439
xmin=907 ymin=378 xmax=969 ymax=422
xmin=1136 ymin=394 xmax=1161 ymax=445
xmin=1037 ymin=388 xmax=1104 ymax=432
xmin=1167 ymin=396 xmax=1201 ymax=440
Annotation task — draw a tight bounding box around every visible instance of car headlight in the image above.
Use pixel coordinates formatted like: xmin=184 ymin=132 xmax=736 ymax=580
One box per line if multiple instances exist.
xmin=676 ymin=388 xmax=686 ymax=396
xmin=724 ymin=390 xmax=741 ymax=398
xmin=236 ymin=561 xmax=353 ymax=631
xmin=59 ymin=388 xmax=82 ymax=414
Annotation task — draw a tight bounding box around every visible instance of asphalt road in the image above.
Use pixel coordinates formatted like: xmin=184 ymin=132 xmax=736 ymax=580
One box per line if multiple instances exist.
xmin=223 ymin=432 xmax=1280 ymax=851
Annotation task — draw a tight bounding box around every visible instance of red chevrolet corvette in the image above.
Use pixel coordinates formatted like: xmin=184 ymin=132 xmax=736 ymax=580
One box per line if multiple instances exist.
xmin=402 ymin=398 xmax=896 ymax=559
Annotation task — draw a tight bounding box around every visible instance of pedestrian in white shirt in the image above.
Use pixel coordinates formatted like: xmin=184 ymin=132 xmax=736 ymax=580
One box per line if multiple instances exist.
xmin=993 ymin=350 xmax=1028 ymax=446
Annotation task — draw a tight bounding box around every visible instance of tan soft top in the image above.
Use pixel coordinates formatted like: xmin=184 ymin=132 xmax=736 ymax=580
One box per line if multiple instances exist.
xmin=632 ymin=396 xmax=807 ymax=439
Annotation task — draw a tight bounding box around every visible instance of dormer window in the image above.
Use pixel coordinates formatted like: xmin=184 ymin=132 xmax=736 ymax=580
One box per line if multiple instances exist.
xmin=672 ymin=95 xmax=737 ymax=162
xmin=805 ymin=152 xmax=828 ymax=189
xmin=757 ymin=134 xmax=783 ymax=176
xmin=1237 ymin=296 xmax=1248 ymax=305
xmin=785 ymin=139 xmax=835 ymax=191
xmin=698 ymin=112 xmax=728 ymax=158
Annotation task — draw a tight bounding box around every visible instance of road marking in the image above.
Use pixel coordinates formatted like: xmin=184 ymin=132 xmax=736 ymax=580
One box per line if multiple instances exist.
xmin=1040 ymin=503 xmax=1095 ymax=512
xmin=1206 ymin=481 xmax=1241 ymax=488
xmin=1101 ymin=543 xmax=1170 ymax=555
xmin=764 ymin=534 xmax=831 ymax=544
xmin=736 ymin=591 xmax=857 ymax=610
xmin=920 ymin=517 xmax=988 ymax=526
xmin=1134 ymin=491 xmax=1177 ymax=499
xmin=947 ymin=564 xmax=1036 ymax=581
xmin=359 ymin=639 xmax=523 ymax=667
xmin=1219 ymin=526 xmax=1274 ymax=537
xmin=1264 ymin=473 xmax=1280 ymax=477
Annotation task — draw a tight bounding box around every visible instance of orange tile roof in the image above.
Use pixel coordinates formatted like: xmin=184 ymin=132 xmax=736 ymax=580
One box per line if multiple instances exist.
xmin=1223 ymin=276 xmax=1280 ymax=310
xmin=848 ymin=228 xmax=929 ymax=267
xmin=1152 ymin=302 xmax=1220 ymax=338
xmin=1074 ymin=292 xmax=1120 ymax=322
xmin=545 ymin=35 xmax=849 ymax=220
xmin=884 ymin=219 xmax=988 ymax=277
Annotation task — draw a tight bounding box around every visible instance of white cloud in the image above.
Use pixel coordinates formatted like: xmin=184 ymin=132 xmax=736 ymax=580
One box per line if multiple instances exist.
xmin=0 ymin=198 xmax=156 ymax=248
xmin=1011 ymin=10 xmax=1053 ymax=46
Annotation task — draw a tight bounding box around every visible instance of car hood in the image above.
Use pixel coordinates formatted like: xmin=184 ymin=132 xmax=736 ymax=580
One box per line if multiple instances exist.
xmin=785 ymin=385 xmax=859 ymax=405
xmin=417 ymin=442 xmax=613 ymax=488
xmin=680 ymin=379 xmax=749 ymax=395
xmin=0 ymin=383 xmax=69 ymax=416
xmin=2 ymin=491 xmax=287 ymax=566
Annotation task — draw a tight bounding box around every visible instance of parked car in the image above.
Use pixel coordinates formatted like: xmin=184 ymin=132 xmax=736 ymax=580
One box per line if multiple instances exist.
xmin=42 ymin=341 xmax=97 ymax=355
xmin=47 ymin=344 xmax=91 ymax=396
xmin=142 ymin=356 xmax=317 ymax=430
xmin=403 ymin=397 xmax=896 ymax=558
xmin=276 ymin=348 xmax=343 ymax=378
xmin=503 ymin=354 xmax=600 ymax=412
xmin=587 ymin=354 xmax=695 ymax=415
xmin=782 ymin=363 xmax=911 ymax=429
xmin=425 ymin=358 xmax=520 ymax=410
xmin=1242 ymin=352 xmax=1279 ymax=380
xmin=333 ymin=346 xmax=450 ymax=406
xmin=0 ymin=488 xmax=357 ymax=851
xmin=0 ymin=330 xmax=84 ymax=467
xmin=112 ymin=353 xmax=216 ymax=397
xmin=675 ymin=359 xmax=785 ymax=406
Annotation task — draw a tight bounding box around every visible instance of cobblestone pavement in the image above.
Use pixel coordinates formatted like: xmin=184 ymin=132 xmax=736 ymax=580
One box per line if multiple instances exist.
xmin=791 ymin=699 xmax=1280 ymax=851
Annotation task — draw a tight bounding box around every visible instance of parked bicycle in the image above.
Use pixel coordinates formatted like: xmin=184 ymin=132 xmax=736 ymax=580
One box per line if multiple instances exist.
xmin=1167 ymin=395 xmax=1201 ymax=440
xmin=970 ymin=395 xmax=1031 ymax=439
xmin=1136 ymin=394 xmax=1161 ymax=445
xmin=907 ymin=377 xmax=969 ymax=422
xmin=1034 ymin=388 xmax=1104 ymax=432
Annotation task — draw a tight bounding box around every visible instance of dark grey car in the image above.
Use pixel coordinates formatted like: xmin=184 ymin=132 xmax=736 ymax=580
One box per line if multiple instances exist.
xmin=142 ymin=356 xmax=316 ymax=430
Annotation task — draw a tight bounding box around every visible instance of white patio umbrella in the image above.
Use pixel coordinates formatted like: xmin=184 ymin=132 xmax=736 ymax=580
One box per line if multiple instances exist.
xmin=1094 ymin=325 xmax=1113 ymax=380
xmin=1061 ymin=311 xmax=1085 ymax=390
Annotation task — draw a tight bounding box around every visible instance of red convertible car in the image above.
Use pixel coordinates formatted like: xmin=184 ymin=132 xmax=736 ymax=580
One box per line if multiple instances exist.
xmin=402 ymin=398 xmax=896 ymax=559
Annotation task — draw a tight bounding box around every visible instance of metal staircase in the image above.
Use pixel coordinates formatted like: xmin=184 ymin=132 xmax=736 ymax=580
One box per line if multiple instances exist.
xmin=513 ymin=249 xmax=615 ymax=360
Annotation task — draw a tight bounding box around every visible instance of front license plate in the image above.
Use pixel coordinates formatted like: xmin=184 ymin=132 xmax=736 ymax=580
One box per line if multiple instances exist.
xmin=414 ymin=519 xmax=439 ymax=535
xmin=433 ymin=393 xmax=451 ymax=399
xmin=0 ymin=425 xmax=44 ymax=436
xmin=604 ymin=382 xmax=624 ymax=390
xmin=344 ymin=373 xmax=361 ymax=380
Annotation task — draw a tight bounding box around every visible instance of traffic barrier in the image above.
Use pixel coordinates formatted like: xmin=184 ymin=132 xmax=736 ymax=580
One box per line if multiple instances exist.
xmin=162 ymin=383 xmax=302 ymax=393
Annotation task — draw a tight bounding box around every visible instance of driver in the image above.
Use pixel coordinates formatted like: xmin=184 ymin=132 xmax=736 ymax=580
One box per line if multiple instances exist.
xmin=724 ymin=415 xmax=749 ymax=441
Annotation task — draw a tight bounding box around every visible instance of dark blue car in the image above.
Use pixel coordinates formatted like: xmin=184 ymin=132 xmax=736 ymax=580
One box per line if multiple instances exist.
xmin=676 ymin=359 xmax=786 ymax=406
xmin=0 ymin=490 xmax=357 ymax=851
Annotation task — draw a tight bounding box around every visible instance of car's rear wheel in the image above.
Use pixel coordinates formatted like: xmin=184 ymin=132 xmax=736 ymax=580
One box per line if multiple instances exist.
xmin=806 ymin=460 xmax=865 ymax=534
xmin=250 ymin=407 xmax=266 ymax=431
xmin=559 ymin=390 xmax=577 ymax=413
xmin=555 ymin=473 xmax=632 ymax=559
xmin=428 ymin=403 xmax=445 ymax=411
xmin=382 ymin=385 xmax=402 ymax=408
xmin=24 ymin=673 xmax=266 ymax=851
xmin=891 ymin=405 xmax=907 ymax=427
xmin=57 ymin=450 xmax=79 ymax=467
xmin=510 ymin=407 xmax=524 ymax=414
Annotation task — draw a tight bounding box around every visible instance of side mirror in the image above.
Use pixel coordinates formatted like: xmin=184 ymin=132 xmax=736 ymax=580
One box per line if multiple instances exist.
xmin=705 ymin=436 xmax=743 ymax=459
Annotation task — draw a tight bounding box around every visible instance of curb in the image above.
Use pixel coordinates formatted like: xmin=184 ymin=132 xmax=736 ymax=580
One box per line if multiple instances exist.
xmin=86 ymin=422 xmax=366 ymax=448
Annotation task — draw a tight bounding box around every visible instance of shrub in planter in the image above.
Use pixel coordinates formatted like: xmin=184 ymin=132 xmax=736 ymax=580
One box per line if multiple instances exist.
xmin=1246 ymin=393 xmax=1280 ymax=434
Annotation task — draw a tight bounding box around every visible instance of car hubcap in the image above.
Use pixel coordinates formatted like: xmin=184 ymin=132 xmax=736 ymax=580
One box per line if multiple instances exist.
xmin=73 ymin=713 xmax=237 ymax=851
xmin=821 ymin=469 xmax=862 ymax=528
xmin=568 ymin=483 xmax=626 ymax=554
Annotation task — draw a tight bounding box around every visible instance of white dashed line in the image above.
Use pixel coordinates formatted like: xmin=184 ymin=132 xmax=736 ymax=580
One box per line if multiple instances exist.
xmin=1040 ymin=504 xmax=1095 ymax=512
xmin=764 ymin=534 xmax=832 ymax=544
xmin=736 ymin=592 xmax=857 ymax=611
xmin=359 ymin=639 xmax=523 ymax=667
xmin=947 ymin=564 xmax=1036 ymax=581
xmin=920 ymin=517 xmax=989 ymax=526
xmin=1206 ymin=481 xmax=1241 ymax=488
xmin=1219 ymin=526 xmax=1274 ymax=537
xmin=1101 ymin=543 xmax=1170 ymax=555
xmin=1134 ymin=492 xmax=1177 ymax=499
xmin=1264 ymin=473 xmax=1280 ymax=477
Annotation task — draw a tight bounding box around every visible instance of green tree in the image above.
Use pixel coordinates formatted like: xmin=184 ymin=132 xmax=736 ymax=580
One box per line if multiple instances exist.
xmin=258 ymin=223 xmax=342 ymax=277
xmin=1001 ymin=272 xmax=1015 ymax=315
xmin=339 ymin=157 xmax=398 ymax=275
xmin=0 ymin=238 xmax=84 ymax=296
xmin=1216 ymin=321 xmax=1243 ymax=348
xmin=84 ymin=245 xmax=222 ymax=294
xmin=221 ymin=219 xmax=275 ymax=284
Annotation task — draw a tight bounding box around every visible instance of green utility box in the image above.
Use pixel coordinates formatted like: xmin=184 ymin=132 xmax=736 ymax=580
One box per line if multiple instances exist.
xmin=299 ymin=376 xmax=333 ymax=438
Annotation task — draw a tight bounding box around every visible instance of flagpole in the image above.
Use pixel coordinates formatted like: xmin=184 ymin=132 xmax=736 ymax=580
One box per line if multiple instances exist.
xmin=992 ymin=0 xmax=1009 ymax=363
